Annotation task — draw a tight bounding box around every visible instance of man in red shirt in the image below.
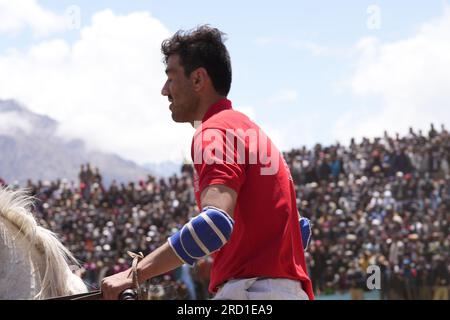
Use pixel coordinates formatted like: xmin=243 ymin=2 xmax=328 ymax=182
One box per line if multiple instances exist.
xmin=102 ymin=25 xmax=313 ymax=300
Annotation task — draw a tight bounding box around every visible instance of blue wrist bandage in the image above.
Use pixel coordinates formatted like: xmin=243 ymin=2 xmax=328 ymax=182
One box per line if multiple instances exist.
xmin=300 ymin=217 xmax=312 ymax=250
xmin=168 ymin=206 xmax=234 ymax=266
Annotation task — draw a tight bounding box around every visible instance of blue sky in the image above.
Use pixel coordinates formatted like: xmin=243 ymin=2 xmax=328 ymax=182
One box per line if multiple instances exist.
xmin=1 ymin=1 xmax=449 ymax=164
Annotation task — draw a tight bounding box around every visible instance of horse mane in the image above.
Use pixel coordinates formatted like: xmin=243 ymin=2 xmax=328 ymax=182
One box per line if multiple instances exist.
xmin=0 ymin=187 xmax=82 ymax=299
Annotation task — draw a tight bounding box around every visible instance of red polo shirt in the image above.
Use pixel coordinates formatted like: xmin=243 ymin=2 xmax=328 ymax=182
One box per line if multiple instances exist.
xmin=191 ymin=98 xmax=314 ymax=300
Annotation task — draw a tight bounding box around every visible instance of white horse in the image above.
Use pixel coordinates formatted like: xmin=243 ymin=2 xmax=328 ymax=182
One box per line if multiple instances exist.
xmin=0 ymin=187 xmax=88 ymax=299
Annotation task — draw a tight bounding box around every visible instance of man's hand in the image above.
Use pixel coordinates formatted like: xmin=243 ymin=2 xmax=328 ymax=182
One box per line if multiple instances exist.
xmin=101 ymin=269 xmax=134 ymax=300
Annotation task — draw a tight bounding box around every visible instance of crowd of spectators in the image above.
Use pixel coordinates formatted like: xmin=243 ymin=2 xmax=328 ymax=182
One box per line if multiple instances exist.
xmin=1 ymin=124 xmax=448 ymax=300
xmin=284 ymin=124 xmax=449 ymax=299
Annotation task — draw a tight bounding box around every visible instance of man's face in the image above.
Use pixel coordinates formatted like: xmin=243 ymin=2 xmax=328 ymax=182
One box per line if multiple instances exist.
xmin=161 ymin=54 xmax=199 ymax=123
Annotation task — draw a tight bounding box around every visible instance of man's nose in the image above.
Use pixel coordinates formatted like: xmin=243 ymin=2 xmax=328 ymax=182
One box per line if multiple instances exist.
xmin=161 ymin=80 xmax=169 ymax=96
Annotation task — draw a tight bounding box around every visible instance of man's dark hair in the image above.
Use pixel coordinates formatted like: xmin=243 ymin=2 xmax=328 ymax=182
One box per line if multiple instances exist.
xmin=161 ymin=25 xmax=232 ymax=96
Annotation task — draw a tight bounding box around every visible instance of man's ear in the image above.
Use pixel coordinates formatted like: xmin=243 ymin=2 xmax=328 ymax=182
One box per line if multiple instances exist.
xmin=191 ymin=67 xmax=208 ymax=92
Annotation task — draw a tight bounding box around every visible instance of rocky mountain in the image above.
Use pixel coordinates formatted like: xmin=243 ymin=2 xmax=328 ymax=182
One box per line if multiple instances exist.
xmin=142 ymin=161 xmax=182 ymax=178
xmin=0 ymin=99 xmax=164 ymax=186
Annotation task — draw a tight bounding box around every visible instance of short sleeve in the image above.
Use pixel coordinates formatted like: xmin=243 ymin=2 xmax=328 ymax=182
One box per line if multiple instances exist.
xmin=192 ymin=127 xmax=246 ymax=195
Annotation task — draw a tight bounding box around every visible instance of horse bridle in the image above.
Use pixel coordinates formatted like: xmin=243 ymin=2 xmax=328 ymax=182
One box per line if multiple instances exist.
xmin=46 ymin=251 xmax=144 ymax=300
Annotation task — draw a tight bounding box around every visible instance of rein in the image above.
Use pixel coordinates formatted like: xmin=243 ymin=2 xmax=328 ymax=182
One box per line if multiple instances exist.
xmin=45 ymin=251 xmax=144 ymax=300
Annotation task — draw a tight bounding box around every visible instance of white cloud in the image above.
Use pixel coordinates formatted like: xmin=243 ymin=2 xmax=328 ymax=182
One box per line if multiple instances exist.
xmin=0 ymin=0 xmax=67 ymax=37
xmin=267 ymin=89 xmax=299 ymax=105
xmin=0 ymin=111 xmax=32 ymax=135
xmin=0 ymin=9 xmax=194 ymax=164
xmin=334 ymin=5 xmax=450 ymax=143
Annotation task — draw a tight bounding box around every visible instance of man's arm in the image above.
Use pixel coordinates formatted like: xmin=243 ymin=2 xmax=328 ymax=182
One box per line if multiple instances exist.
xmin=101 ymin=238 xmax=183 ymax=300
xmin=101 ymin=184 xmax=237 ymax=299
xmin=138 ymin=185 xmax=236 ymax=280
xmin=199 ymin=184 xmax=237 ymax=218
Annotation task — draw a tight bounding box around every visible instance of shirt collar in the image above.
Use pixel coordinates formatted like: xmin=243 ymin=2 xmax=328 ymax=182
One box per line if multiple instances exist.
xmin=201 ymin=98 xmax=232 ymax=123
